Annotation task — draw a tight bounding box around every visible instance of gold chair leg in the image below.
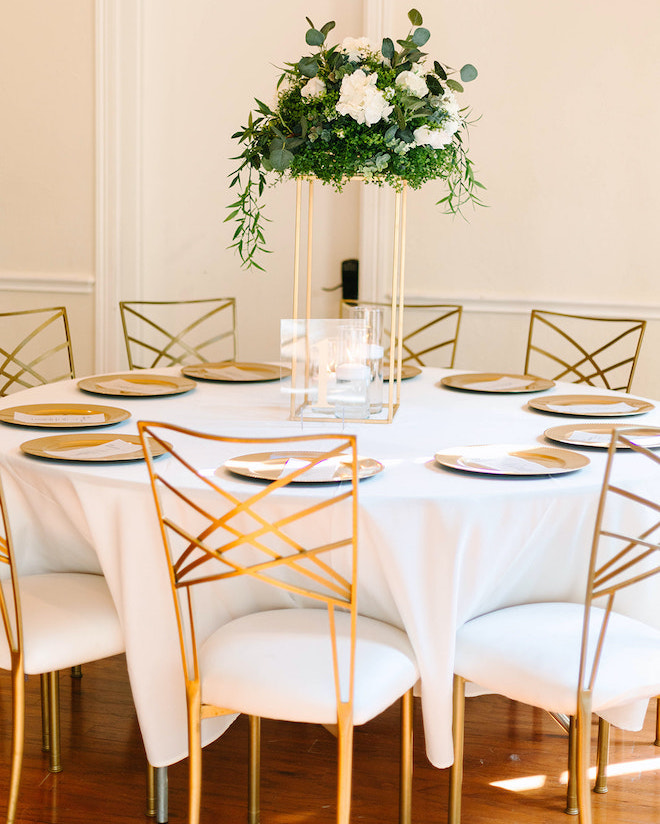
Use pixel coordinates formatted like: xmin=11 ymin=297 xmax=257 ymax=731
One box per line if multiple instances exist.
xmin=70 ymin=665 xmax=82 ymax=679
xmin=448 ymin=675 xmax=465 ymax=824
xmin=40 ymin=673 xmax=50 ymax=752
xmin=8 ymin=661 xmax=26 ymax=824
xmin=575 ymin=695 xmax=593 ymax=824
xmin=248 ymin=715 xmax=261 ymax=824
xmin=594 ymin=718 xmax=609 ymax=794
xmin=47 ymin=671 xmax=62 ymax=773
xmin=336 ymin=703 xmax=354 ymax=824
xmin=399 ymin=689 xmax=414 ymax=824
xmin=187 ymin=683 xmax=202 ymax=824
xmin=655 ymin=697 xmax=660 ymax=747
xmin=566 ymin=715 xmax=578 ymax=815
xmin=146 ymin=763 xmax=156 ymax=818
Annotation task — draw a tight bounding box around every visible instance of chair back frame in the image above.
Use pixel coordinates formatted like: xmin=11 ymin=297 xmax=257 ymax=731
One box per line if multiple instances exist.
xmin=119 ymin=298 xmax=237 ymax=369
xmin=524 ymin=309 xmax=646 ymax=392
xmin=0 ymin=307 xmax=75 ymax=395
xmin=341 ymin=300 xmax=462 ymax=368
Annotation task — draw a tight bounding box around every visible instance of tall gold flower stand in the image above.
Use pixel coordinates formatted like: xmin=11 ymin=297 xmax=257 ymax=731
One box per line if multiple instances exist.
xmin=289 ymin=176 xmax=407 ymax=424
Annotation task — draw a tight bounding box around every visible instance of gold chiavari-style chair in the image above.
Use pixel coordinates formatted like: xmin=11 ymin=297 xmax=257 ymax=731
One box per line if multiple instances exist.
xmin=119 ymin=298 xmax=237 ymax=369
xmin=0 ymin=307 xmax=75 ymax=396
xmin=524 ymin=309 xmax=646 ymax=392
xmin=341 ymin=300 xmax=462 ymax=367
xmin=138 ymin=423 xmax=419 ymax=824
xmin=449 ymin=431 xmax=660 ymax=824
xmin=0 ymin=477 xmax=124 ymax=823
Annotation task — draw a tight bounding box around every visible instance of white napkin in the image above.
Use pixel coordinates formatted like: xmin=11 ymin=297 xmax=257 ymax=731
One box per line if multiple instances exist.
xmin=96 ymin=378 xmax=168 ymax=395
xmin=460 ymin=455 xmax=548 ymax=473
xmin=200 ymin=365 xmax=264 ymax=380
xmin=464 ymin=376 xmax=532 ymax=391
xmin=279 ymin=456 xmax=345 ymax=482
xmin=546 ymin=401 xmax=638 ymax=414
xmin=44 ymin=439 xmax=139 ymax=460
xmin=564 ymin=430 xmax=609 ymax=444
xmin=14 ymin=411 xmax=106 ymax=425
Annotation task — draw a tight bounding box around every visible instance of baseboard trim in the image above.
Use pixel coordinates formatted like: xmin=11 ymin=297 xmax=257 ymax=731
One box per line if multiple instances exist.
xmin=0 ymin=271 xmax=94 ymax=294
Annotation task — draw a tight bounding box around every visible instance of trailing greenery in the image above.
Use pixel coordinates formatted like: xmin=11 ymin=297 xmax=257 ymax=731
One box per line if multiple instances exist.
xmin=227 ymin=8 xmax=484 ymax=270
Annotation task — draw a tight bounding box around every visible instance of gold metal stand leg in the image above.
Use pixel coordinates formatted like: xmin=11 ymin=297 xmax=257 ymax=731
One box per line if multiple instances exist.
xmin=47 ymin=671 xmax=62 ymax=773
xmin=565 ymin=716 xmax=578 ymax=815
xmin=8 ymin=661 xmax=26 ymax=824
xmin=399 ymin=689 xmax=413 ymax=824
xmin=448 ymin=675 xmax=465 ymax=824
xmin=248 ymin=715 xmax=261 ymax=824
xmin=40 ymin=673 xmax=50 ymax=752
xmin=594 ymin=718 xmax=609 ymax=794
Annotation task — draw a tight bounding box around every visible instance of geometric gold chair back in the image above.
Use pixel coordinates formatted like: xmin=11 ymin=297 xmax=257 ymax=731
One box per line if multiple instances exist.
xmin=524 ymin=309 xmax=646 ymax=392
xmin=138 ymin=422 xmax=360 ymax=822
xmin=341 ymin=300 xmax=462 ymax=367
xmin=119 ymin=298 xmax=237 ymax=369
xmin=0 ymin=307 xmax=76 ymax=396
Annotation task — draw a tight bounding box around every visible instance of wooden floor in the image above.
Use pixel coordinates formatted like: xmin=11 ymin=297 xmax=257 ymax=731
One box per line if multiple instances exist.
xmin=2 ymin=654 xmax=660 ymax=823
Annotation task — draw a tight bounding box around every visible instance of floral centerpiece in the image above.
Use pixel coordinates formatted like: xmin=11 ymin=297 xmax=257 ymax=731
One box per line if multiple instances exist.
xmin=228 ymin=8 xmax=483 ymax=270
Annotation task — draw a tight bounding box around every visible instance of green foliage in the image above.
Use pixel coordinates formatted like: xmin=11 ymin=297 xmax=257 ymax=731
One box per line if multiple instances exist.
xmin=228 ymin=8 xmax=483 ymax=270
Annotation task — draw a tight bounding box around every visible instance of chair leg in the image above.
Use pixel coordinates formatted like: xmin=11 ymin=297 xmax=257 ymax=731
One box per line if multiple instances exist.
xmin=575 ymin=695 xmax=593 ymax=824
xmin=336 ymin=702 xmax=354 ymax=824
xmin=594 ymin=718 xmax=609 ymax=794
xmin=146 ymin=764 xmax=168 ymax=823
xmin=655 ymin=697 xmax=660 ymax=747
xmin=46 ymin=671 xmax=62 ymax=773
xmin=248 ymin=715 xmax=261 ymax=824
xmin=399 ymin=689 xmax=414 ymax=824
xmin=8 ymin=662 xmax=26 ymax=824
xmin=566 ymin=715 xmax=578 ymax=815
xmin=70 ymin=665 xmax=83 ymax=679
xmin=448 ymin=675 xmax=465 ymax=824
xmin=40 ymin=673 xmax=50 ymax=752
xmin=187 ymin=683 xmax=202 ymax=824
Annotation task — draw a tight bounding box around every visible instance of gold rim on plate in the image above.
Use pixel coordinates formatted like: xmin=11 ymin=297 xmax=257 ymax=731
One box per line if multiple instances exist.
xmin=181 ymin=362 xmax=291 ymax=382
xmin=20 ymin=433 xmax=168 ymax=462
xmin=0 ymin=403 xmax=130 ymax=428
xmin=77 ymin=373 xmax=196 ymax=397
xmin=221 ymin=451 xmax=383 ymax=483
xmin=441 ymin=372 xmax=554 ymax=393
xmin=383 ymin=364 xmax=422 ymax=381
xmin=434 ymin=444 xmax=590 ymax=476
xmin=528 ymin=394 xmax=654 ymax=417
xmin=544 ymin=423 xmax=660 ymax=449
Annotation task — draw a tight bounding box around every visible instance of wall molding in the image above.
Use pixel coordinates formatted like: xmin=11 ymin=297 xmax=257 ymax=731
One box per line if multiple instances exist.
xmin=0 ymin=271 xmax=94 ymax=294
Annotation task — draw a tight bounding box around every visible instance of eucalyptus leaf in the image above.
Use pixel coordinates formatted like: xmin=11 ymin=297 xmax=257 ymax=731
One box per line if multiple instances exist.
xmin=408 ymin=8 xmax=423 ymax=26
xmin=320 ymin=21 xmax=335 ymax=36
xmin=446 ymin=78 xmax=464 ymax=93
xmin=269 ymin=147 xmax=293 ymax=171
xmin=412 ymin=27 xmax=430 ymax=46
xmin=460 ymin=63 xmax=478 ymax=82
xmin=385 ymin=124 xmax=398 ymax=141
xmin=381 ymin=37 xmax=395 ymax=60
xmin=306 ymin=28 xmax=325 ymax=47
xmin=298 ymin=57 xmax=319 ymax=77
xmin=398 ymin=128 xmax=414 ymax=143
xmin=434 ymin=61 xmax=447 ymax=80
xmin=426 ymin=75 xmax=443 ymax=95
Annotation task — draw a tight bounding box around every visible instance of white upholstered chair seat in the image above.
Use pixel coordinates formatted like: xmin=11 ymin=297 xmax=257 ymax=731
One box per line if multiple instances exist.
xmin=455 ymin=602 xmax=660 ymax=729
xmin=0 ymin=573 xmax=124 ymax=673
xmin=200 ymin=608 xmax=419 ymax=725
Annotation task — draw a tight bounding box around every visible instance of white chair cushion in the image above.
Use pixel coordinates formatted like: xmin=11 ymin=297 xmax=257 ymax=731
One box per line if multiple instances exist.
xmin=455 ymin=602 xmax=660 ymax=729
xmin=200 ymin=608 xmax=419 ymax=725
xmin=0 ymin=573 xmax=124 ymax=673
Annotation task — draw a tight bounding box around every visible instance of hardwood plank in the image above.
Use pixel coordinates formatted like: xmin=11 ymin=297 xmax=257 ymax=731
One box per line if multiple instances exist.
xmin=1 ymin=654 xmax=659 ymax=822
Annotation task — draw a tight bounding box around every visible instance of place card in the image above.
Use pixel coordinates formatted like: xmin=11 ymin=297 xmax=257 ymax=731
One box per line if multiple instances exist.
xmin=96 ymin=378 xmax=168 ymax=395
xmin=546 ymin=401 xmax=639 ymax=415
xmin=44 ymin=439 xmax=139 ymax=460
xmin=459 ymin=455 xmax=547 ymax=473
xmin=14 ymin=411 xmax=107 ymax=425
xmin=463 ymin=376 xmax=535 ymax=392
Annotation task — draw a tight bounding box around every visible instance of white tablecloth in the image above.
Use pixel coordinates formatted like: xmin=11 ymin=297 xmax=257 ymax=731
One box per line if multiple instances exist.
xmin=1 ymin=368 xmax=660 ymax=768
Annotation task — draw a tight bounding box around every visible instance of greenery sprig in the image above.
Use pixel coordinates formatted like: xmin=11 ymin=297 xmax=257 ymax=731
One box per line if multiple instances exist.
xmin=227 ymin=8 xmax=484 ymax=270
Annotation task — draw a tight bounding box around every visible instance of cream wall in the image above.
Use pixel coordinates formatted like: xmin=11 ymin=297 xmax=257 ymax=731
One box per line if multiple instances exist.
xmin=0 ymin=0 xmax=96 ymax=375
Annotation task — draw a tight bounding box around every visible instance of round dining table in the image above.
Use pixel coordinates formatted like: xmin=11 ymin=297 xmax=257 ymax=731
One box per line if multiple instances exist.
xmin=1 ymin=366 xmax=660 ymax=771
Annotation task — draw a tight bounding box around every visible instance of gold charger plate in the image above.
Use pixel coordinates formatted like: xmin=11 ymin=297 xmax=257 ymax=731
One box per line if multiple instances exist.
xmin=0 ymin=403 xmax=130 ymax=429
xmin=441 ymin=372 xmax=554 ymax=393
xmin=20 ymin=433 xmax=167 ymax=462
xmin=383 ymin=364 xmax=422 ymax=381
xmin=181 ymin=361 xmax=291 ymax=382
xmin=544 ymin=423 xmax=660 ymax=449
xmin=221 ymin=451 xmax=383 ymax=483
xmin=77 ymin=373 xmax=196 ymax=397
xmin=434 ymin=444 xmax=590 ymax=476
xmin=528 ymin=394 xmax=654 ymax=417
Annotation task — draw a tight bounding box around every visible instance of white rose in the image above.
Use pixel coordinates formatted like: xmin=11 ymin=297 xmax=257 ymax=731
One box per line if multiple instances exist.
xmin=301 ymin=76 xmax=326 ymax=100
xmin=413 ymin=125 xmax=454 ymax=149
xmin=341 ymin=36 xmax=373 ymax=62
xmin=395 ymin=70 xmax=429 ymax=98
xmin=336 ymin=70 xmax=394 ymax=126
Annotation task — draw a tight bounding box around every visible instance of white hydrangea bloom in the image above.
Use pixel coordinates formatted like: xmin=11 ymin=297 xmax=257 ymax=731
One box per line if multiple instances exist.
xmin=341 ymin=36 xmax=373 ymax=62
xmin=300 ymin=76 xmax=326 ymax=100
xmin=413 ymin=124 xmax=455 ymax=149
xmin=336 ymin=70 xmax=394 ymax=126
xmin=441 ymin=89 xmax=461 ymax=118
xmin=395 ymin=70 xmax=429 ymax=98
